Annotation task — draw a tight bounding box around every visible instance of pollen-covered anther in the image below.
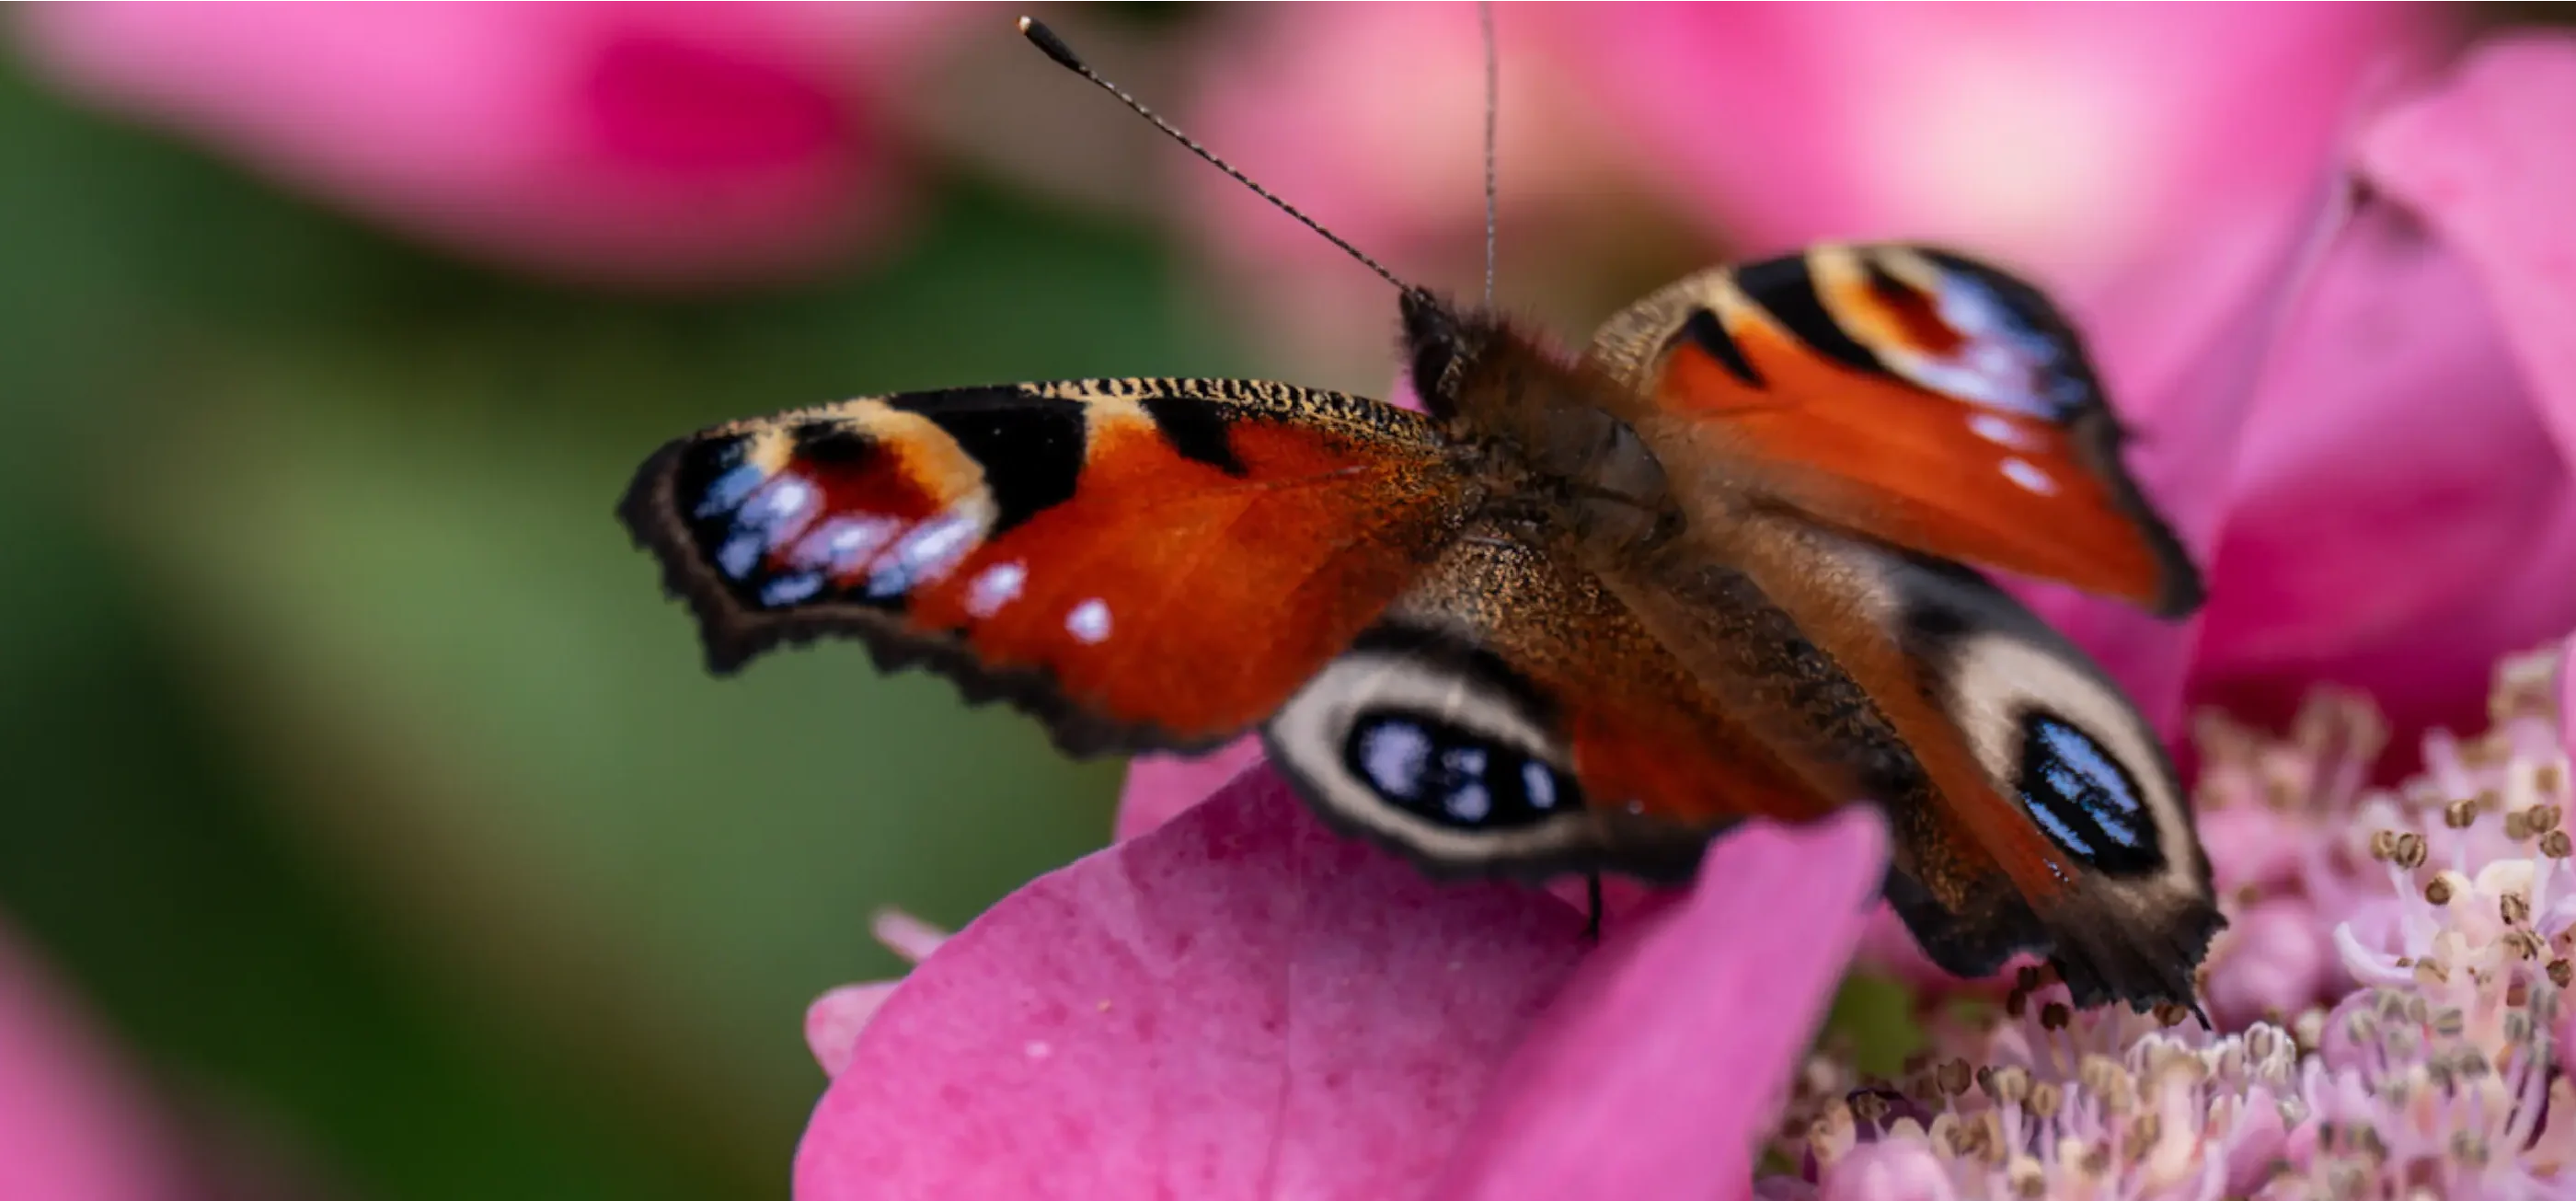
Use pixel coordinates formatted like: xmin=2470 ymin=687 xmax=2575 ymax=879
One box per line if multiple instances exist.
xmin=2040 ymin=1001 xmax=2072 ymax=1032
xmin=2393 ymin=832 xmax=2429 ymax=869
xmin=2414 ymin=957 xmax=2453 ymax=985
xmin=2370 ymin=829 xmax=2403 ymax=860
xmin=2293 ymin=1008 xmax=2327 ymax=1053
xmin=2123 ymin=1113 xmax=2162 ymax=1163
xmin=1982 ymin=1064 xmax=2031 ymax=1106
xmin=2026 ymin=1080 xmax=2064 ymax=1121
xmin=2547 ymin=958 xmax=2573 ymax=988
xmin=2425 ymin=875 xmax=2455 ymax=906
xmin=2430 ymin=1007 xmax=2467 ymax=1037
xmin=2542 ymin=829 xmax=2573 ymax=859
xmin=2078 ymin=1056 xmax=2136 ymax=1114
xmin=2503 ymin=928 xmax=2547 ymax=961
xmin=2446 ymin=798 xmax=2481 ymax=829
xmin=2500 ymin=890 xmax=2533 ymax=926
xmin=2451 ymin=1130 xmax=2492 ymax=1169
xmin=2536 ymin=762 xmax=2567 ymax=797
xmin=2005 ymin=1154 xmax=2046 ymax=1199
xmin=1936 ymin=1057 xmax=1972 ymax=1097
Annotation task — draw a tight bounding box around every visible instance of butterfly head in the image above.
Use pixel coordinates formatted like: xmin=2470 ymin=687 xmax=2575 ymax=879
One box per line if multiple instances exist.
xmin=1398 ymin=288 xmax=1504 ymax=425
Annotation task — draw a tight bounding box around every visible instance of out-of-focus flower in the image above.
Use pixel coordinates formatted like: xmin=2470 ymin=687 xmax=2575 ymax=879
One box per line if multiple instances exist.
xmin=0 ymin=923 xmax=191 ymax=1201
xmin=2192 ymin=38 xmax=2576 ymax=749
xmin=1762 ymin=642 xmax=2576 ymax=1198
xmin=1564 ymin=5 xmax=2436 ymax=297
xmin=15 ymin=3 xmax=962 ymax=285
xmin=1174 ymin=3 xmax=1661 ymax=374
xmin=2191 ymin=645 xmax=2573 ymax=1032
xmin=794 ymin=767 xmax=1886 ymax=1200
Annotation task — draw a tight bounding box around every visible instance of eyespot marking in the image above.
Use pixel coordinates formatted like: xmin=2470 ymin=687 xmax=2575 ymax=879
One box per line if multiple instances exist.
xmin=1343 ymin=710 xmax=1580 ymax=831
xmin=2017 ymin=714 xmax=2160 ymax=875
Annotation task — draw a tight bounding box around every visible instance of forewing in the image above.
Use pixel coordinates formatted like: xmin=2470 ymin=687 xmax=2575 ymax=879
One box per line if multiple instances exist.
xmin=1586 ymin=244 xmax=2202 ymax=617
xmin=620 ymin=378 xmax=1473 ymax=756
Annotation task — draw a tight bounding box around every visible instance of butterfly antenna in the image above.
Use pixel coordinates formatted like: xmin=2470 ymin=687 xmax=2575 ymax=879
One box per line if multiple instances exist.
xmin=1478 ymin=1 xmax=1499 ymax=308
xmin=1018 ymin=17 xmax=1411 ymax=294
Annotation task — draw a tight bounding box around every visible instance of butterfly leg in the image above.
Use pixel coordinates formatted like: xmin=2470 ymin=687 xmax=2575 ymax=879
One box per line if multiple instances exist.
xmin=1583 ymin=871 xmax=1604 ymax=942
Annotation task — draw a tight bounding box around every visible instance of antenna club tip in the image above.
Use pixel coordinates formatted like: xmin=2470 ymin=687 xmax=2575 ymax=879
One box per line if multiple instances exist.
xmin=1017 ymin=16 xmax=1085 ymax=73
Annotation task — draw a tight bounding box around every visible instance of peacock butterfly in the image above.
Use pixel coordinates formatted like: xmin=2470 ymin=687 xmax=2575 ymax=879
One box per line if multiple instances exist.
xmin=617 ymin=17 xmax=2219 ymax=1011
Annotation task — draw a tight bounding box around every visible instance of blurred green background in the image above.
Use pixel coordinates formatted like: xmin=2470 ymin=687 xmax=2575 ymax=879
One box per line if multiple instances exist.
xmin=0 ymin=19 xmax=1271 ymax=1198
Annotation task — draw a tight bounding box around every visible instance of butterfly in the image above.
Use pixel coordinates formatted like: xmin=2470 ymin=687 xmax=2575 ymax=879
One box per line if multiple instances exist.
xmin=617 ymin=20 xmax=2221 ymax=1011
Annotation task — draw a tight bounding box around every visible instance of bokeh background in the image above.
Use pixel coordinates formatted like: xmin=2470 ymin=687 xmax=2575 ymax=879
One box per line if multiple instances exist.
xmin=4 ymin=4 xmax=2569 ymax=1199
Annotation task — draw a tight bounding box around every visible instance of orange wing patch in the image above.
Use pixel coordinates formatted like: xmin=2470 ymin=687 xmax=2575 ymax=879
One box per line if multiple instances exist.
xmin=620 ymin=378 xmax=1473 ymax=755
xmin=1593 ymin=246 xmax=2203 ymax=618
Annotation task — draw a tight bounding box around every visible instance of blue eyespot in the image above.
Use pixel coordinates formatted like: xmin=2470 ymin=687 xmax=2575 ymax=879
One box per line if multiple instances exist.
xmin=2017 ymin=715 xmax=2163 ymax=876
xmin=1344 ymin=711 xmax=1579 ymax=831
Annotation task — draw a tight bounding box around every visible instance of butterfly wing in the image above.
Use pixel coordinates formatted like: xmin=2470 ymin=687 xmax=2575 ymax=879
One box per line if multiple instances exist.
xmin=1585 ymin=243 xmax=2202 ymax=617
xmin=619 ymin=378 xmax=1473 ymax=756
xmin=1261 ymin=518 xmax=1836 ymax=884
xmin=1853 ymin=539 xmax=2222 ymax=1004
xmin=1587 ymin=514 xmax=2219 ymax=1010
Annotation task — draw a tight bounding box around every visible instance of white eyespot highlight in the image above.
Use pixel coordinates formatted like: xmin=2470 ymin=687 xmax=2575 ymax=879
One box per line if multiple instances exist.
xmin=966 ymin=561 xmax=1027 ymax=618
xmin=866 ymin=510 xmax=983 ymax=597
xmin=1358 ymin=722 xmax=1433 ymax=800
xmin=2000 ymin=457 xmax=2057 ymax=494
xmin=1066 ymin=598 xmax=1112 ymax=644
xmin=1523 ymin=760 xmax=1558 ymax=811
xmin=795 ymin=516 xmax=899 ymax=573
xmin=1970 ymin=413 xmax=2036 ymax=448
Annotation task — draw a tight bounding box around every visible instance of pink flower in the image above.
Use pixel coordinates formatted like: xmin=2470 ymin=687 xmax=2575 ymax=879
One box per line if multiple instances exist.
xmin=15 ymin=3 xmax=960 ymax=284
xmin=2191 ymin=37 xmax=2576 ymax=750
xmin=1762 ymin=644 xmax=2576 ymax=1197
xmin=795 ymin=766 xmax=1888 ymax=1200
xmin=0 ymin=923 xmax=192 ymax=1201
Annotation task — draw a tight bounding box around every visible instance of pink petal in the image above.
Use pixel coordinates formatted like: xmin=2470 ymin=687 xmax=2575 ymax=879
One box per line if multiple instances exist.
xmin=1115 ymin=736 xmax=1264 ymax=843
xmin=1434 ymin=809 xmax=1890 ymax=1201
xmin=0 ymin=925 xmax=190 ymax=1201
xmin=2361 ymin=37 xmax=2576 ymax=465
xmin=1562 ymin=6 xmax=2432 ymax=286
xmin=2180 ymin=39 xmax=2576 ymax=745
xmin=798 ymin=766 xmax=1589 ymax=1201
xmin=17 ymin=2 xmax=954 ymax=284
xmin=806 ymin=983 xmax=899 ymax=1080
xmin=2016 ymin=177 xmax=2351 ymax=731
xmin=2197 ymin=194 xmax=2565 ymax=681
